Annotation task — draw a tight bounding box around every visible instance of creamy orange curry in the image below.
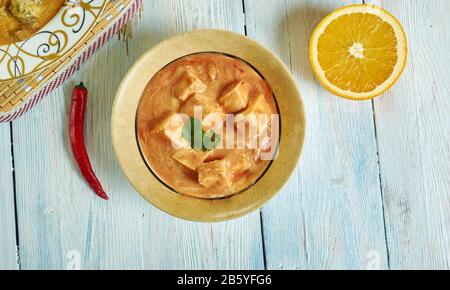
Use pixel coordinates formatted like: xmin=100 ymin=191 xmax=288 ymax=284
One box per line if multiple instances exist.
xmin=137 ymin=53 xmax=278 ymax=199
xmin=0 ymin=0 xmax=65 ymax=45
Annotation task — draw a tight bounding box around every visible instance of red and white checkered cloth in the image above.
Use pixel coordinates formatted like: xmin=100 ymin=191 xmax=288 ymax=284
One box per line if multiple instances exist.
xmin=0 ymin=0 xmax=143 ymax=123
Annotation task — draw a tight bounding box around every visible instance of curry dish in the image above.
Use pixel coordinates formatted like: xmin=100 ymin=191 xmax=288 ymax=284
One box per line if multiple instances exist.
xmin=137 ymin=53 xmax=279 ymax=199
xmin=0 ymin=0 xmax=65 ymax=45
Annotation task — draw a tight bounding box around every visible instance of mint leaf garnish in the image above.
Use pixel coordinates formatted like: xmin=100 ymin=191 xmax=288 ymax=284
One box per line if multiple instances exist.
xmin=182 ymin=117 xmax=221 ymax=151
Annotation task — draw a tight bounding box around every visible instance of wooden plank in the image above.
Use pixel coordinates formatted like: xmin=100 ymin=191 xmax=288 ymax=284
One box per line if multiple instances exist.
xmin=245 ymin=0 xmax=389 ymax=269
xmin=366 ymin=0 xmax=450 ymax=270
xmin=12 ymin=0 xmax=264 ymax=269
xmin=0 ymin=123 xmax=18 ymax=270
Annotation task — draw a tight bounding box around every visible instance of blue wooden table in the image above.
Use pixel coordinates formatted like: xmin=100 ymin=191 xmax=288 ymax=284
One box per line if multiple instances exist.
xmin=0 ymin=0 xmax=449 ymax=270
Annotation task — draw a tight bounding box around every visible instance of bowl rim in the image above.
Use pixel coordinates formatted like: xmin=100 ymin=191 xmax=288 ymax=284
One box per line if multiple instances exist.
xmin=112 ymin=29 xmax=306 ymax=222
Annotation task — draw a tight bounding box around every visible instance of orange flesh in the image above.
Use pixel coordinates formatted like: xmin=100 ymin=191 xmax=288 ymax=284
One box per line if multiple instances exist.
xmin=317 ymin=13 xmax=398 ymax=93
xmin=136 ymin=53 xmax=278 ymax=199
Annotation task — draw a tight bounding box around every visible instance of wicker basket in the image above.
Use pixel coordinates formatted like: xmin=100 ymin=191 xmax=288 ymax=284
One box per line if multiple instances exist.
xmin=0 ymin=0 xmax=142 ymax=122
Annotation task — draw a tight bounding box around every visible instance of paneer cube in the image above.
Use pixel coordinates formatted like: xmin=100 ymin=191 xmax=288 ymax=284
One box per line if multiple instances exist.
xmin=235 ymin=94 xmax=273 ymax=149
xmin=229 ymin=151 xmax=254 ymax=175
xmin=151 ymin=113 xmax=189 ymax=149
xmin=197 ymin=159 xmax=232 ymax=188
xmin=180 ymin=94 xmax=217 ymax=118
xmin=238 ymin=94 xmax=272 ymax=132
xmin=172 ymin=149 xmax=210 ymax=171
xmin=219 ymin=81 xmax=250 ymax=113
xmin=173 ymin=70 xmax=207 ymax=101
xmin=241 ymin=94 xmax=271 ymax=116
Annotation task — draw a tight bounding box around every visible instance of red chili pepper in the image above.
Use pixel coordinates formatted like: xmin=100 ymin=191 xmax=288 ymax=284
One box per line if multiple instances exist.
xmin=69 ymin=82 xmax=109 ymax=200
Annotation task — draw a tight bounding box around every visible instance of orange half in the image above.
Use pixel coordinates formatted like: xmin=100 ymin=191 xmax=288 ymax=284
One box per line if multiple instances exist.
xmin=309 ymin=4 xmax=408 ymax=100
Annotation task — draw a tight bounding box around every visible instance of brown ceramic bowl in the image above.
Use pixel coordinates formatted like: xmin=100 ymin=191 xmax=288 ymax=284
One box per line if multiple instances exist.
xmin=112 ymin=30 xmax=305 ymax=222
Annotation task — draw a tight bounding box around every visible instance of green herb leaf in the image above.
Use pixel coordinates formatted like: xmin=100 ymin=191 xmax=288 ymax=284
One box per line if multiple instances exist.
xmin=203 ymin=130 xmax=221 ymax=151
xmin=182 ymin=117 xmax=221 ymax=151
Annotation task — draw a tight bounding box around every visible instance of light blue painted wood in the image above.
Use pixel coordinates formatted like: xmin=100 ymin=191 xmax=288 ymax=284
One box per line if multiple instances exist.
xmin=0 ymin=123 xmax=18 ymax=269
xmin=12 ymin=0 xmax=264 ymax=270
xmin=367 ymin=0 xmax=450 ymax=270
xmin=5 ymin=0 xmax=450 ymax=270
xmin=245 ymin=0 xmax=389 ymax=270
